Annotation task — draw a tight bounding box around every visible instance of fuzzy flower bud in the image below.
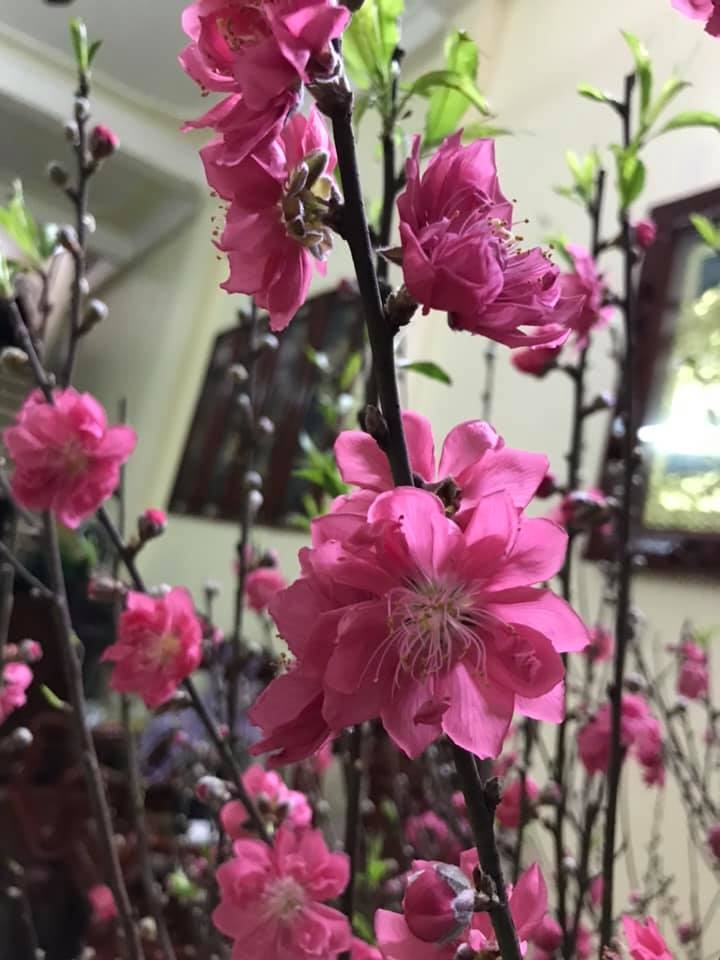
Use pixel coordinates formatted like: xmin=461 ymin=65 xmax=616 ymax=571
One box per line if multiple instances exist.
xmin=708 ymin=824 xmax=720 ymax=860
xmin=138 ymin=508 xmax=167 ymax=541
xmin=403 ymin=863 xmax=475 ymax=944
xmin=89 ymin=124 xmax=119 ymax=161
xmin=633 ymin=219 xmax=657 ymax=251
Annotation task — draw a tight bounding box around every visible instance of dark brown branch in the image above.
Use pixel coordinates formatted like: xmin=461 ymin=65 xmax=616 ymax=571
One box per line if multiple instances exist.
xmin=600 ymin=73 xmax=637 ymax=954
xmin=340 ymin=725 xmax=364 ymax=923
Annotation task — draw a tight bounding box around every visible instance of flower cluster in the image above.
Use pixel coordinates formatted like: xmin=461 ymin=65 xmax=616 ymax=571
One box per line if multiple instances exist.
xmin=180 ymin=1 xmax=348 ymax=330
xmin=249 ymin=415 xmax=587 ymax=765
xmin=578 ymin=693 xmax=664 ymax=787
xmin=221 ymin=763 xmax=312 ymax=837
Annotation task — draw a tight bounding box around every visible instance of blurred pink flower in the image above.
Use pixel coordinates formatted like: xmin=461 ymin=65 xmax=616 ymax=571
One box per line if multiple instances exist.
xmin=220 ymin=764 xmax=312 ymax=837
xmin=0 ymin=662 xmax=33 ymax=723
xmin=333 ymin=411 xmax=548 ymax=527
xmin=511 ymin=345 xmax=562 ymax=377
xmin=246 ymin=567 xmax=288 ymax=612
xmin=532 ymin=914 xmax=563 ymax=952
xmin=671 ymin=0 xmax=720 ymax=36
xmin=405 ymin=811 xmax=460 ymax=862
xmin=545 ymin=488 xmax=611 ymax=534
xmin=212 ymin=824 xmax=350 ymax=960
xmin=559 ymin=244 xmax=613 ymax=348
xmin=376 ymin=856 xmax=547 ymax=960
xmin=88 ymin=884 xmax=117 ymax=924
xmin=496 ymin=776 xmax=540 ymax=829
xmin=310 ymin=739 xmax=334 ymax=776
xmin=3 ymin=388 xmax=136 ymax=529
xmin=251 ymin=487 xmax=587 ymax=764
xmin=589 ymin=874 xmax=603 ymax=907
xmin=202 ymin=107 xmax=338 ymax=331
xmin=578 ymin=694 xmax=664 ymax=786
xmin=708 ymin=824 xmax=720 ymax=859
xmin=586 ymin=626 xmax=614 ymax=663
xmin=397 ymin=135 xmax=583 ymax=348
xmin=102 ymin=589 xmax=202 ymax=708
xmin=622 ymin=916 xmax=673 ymax=960
xmin=676 ymin=640 xmax=709 ymax=700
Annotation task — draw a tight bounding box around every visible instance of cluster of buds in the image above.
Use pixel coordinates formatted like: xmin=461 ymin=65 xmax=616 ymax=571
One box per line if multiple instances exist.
xmin=2 ymin=639 xmax=42 ymax=664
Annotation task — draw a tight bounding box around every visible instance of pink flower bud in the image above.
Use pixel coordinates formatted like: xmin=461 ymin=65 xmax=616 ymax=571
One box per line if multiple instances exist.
xmin=587 ymin=626 xmax=614 ymax=663
xmin=633 ymin=219 xmax=657 ymax=251
xmin=195 ymin=775 xmax=232 ymax=805
xmin=677 ymin=921 xmax=699 ymax=944
xmin=533 ymin=914 xmax=564 ymax=951
xmin=18 ymin=639 xmax=42 ymax=663
xmin=535 ymin=471 xmax=557 ymax=499
xmin=677 ymin=658 xmax=709 ymax=700
xmin=403 ymin=863 xmax=474 ymax=944
xmin=589 ymin=875 xmax=603 ymax=907
xmin=138 ymin=508 xmax=167 ymax=541
xmin=511 ymin=345 xmax=562 ymax=378
xmin=89 ymin=124 xmax=119 ymax=161
xmin=708 ymin=825 xmax=720 ymax=859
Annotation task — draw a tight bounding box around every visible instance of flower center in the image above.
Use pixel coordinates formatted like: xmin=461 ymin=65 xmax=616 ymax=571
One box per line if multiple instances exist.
xmin=281 ymin=150 xmax=337 ymax=262
xmin=62 ymin=441 xmax=88 ymax=478
xmin=265 ymin=875 xmax=305 ymax=923
xmin=386 ymin=579 xmax=482 ymax=682
xmin=152 ymin=632 xmax=181 ymax=667
xmin=216 ymin=4 xmax=272 ymax=52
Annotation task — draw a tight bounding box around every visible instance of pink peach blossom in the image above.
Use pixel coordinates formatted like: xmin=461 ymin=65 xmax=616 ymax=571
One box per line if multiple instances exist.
xmin=88 ymin=884 xmax=117 ymax=924
xmin=0 ymin=662 xmax=33 ymax=723
xmin=212 ymin=824 xmax=350 ymax=960
xmin=202 ymin=107 xmax=338 ymax=331
xmin=586 ymin=626 xmax=614 ymax=663
xmin=333 ymin=411 xmax=548 ymax=528
xmin=578 ymin=694 xmax=664 ymax=786
xmin=251 ymin=487 xmax=587 ymax=764
xmin=511 ymin=345 xmax=562 ymax=377
xmin=622 ymin=916 xmax=673 ymax=960
xmin=397 ymin=135 xmax=583 ymax=348
xmin=496 ymin=775 xmax=540 ymax=829
xmin=671 ymin=0 xmax=720 ymax=35
xmin=545 ymin=488 xmax=611 ymax=533
xmin=102 ymin=589 xmax=202 ymax=708
xmin=220 ymin=764 xmax=312 ymax=837
xmin=676 ymin=641 xmax=709 ymax=700
xmin=375 ymin=856 xmax=547 ymax=960
xmin=559 ymin=244 xmax=613 ymax=349
xmin=589 ymin=874 xmax=603 ymax=907
xmin=3 ymin=388 xmax=136 ymax=529
xmin=245 ymin=567 xmax=288 ymax=612
xmin=532 ymin=914 xmax=563 ymax=952
xmin=405 ymin=811 xmax=460 ymax=862
xmin=351 ymin=939 xmax=382 ymax=960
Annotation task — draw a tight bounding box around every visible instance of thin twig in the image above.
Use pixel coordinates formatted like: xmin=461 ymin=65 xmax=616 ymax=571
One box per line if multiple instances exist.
xmin=340 ymin=726 xmax=364 ymax=926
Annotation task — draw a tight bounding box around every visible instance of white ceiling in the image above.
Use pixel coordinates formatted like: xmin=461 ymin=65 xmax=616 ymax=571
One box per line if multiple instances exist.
xmin=0 ymin=0 xmax=471 ymax=117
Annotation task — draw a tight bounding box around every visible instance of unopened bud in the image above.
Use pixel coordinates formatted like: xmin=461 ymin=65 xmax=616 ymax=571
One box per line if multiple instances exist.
xmin=244 ymin=470 xmax=263 ymax=491
xmin=18 ymin=639 xmax=42 ymax=663
xmin=74 ymin=98 xmax=91 ymax=122
xmin=88 ymin=575 xmax=126 ymax=604
xmin=229 ymin=363 xmax=249 ymax=384
xmin=248 ymin=490 xmax=264 ymax=515
xmin=138 ymin=916 xmax=157 ymax=941
xmin=83 ymin=213 xmax=97 ymax=234
xmin=82 ymin=299 xmax=108 ymax=329
xmin=47 ymin=162 xmax=70 ymax=188
xmin=195 ymin=775 xmax=232 ymax=805
xmin=204 ymin=579 xmax=221 ymax=599
xmin=304 ymin=149 xmax=330 ymax=189
xmin=256 ymin=416 xmax=274 ymax=438
xmin=89 ymin=124 xmax=119 ymax=161
xmin=254 ymin=332 xmax=279 ymax=353
xmin=361 ymin=404 xmax=389 ymax=447
xmin=58 ymin=226 xmax=80 ymax=256
xmin=1 ymin=727 xmax=33 ymax=751
xmin=0 ymin=347 xmax=29 ymax=374
xmin=138 ymin=508 xmax=167 ymax=542
xmin=64 ymin=121 xmax=79 ymax=144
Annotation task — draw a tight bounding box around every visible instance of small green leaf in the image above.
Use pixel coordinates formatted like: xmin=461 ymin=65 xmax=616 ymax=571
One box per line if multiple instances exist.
xmin=622 ymin=31 xmax=652 ymax=117
xmin=340 ymin=351 xmax=363 ymax=391
xmin=41 ymin=684 xmax=72 ymax=712
xmin=88 ymin=38 xmax=103 ymax=67
xmin=424 ymin=30 xmax=482 ymax=147
xmin=461 ymin=122 xmax=511 ymax=141
xmin=343 ymin=0 xmax=404 ymax=91
xmin=658 ymin=110 xmax=720 ymax=135
xmin=642 ymin=75 xmax=691 ymax=133
xmin=0 ymin=254 xmax=11 ymax=299
xmin=577 ymin=83 xmax=613 ymax=105
xmin=613 ymin=146 xmax=646 ymax=210
xmin=352 ymin=913 xmax=374 ymax=943
xmin=690 ymin=213 xmax=720 ymax=252
xmin=408 ymin=69 xmax=490 ymax=116
xmin=397 ymin=359 xmax=452 ymax=385
xmin=69 ymin=18 xmax=89 ymax=74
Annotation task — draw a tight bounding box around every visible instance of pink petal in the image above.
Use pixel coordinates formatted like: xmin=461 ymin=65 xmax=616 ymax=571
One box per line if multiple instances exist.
xmin=486 ymin=588 xmax=589 ymax=653
xmin=402 ymin=411 xmax=436 ymax=481
xmin=334 ymin=430 xmax=392 ymax=491
xmin=440 ymin=665 xmax=514 ymax=758
xmin=509 ymin=863 xmax=548 ymax=939
xmin=485 ymin=518 xmax=567 ymax=591
xmin=516 ymin=682 xmax=565 ymax=723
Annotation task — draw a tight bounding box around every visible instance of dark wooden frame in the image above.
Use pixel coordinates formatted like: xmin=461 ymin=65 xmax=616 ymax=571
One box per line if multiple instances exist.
xmin=168 ymin=286 xmax=365 ymax=527
xmin=591 ymin=186 xmax=720 ymax=572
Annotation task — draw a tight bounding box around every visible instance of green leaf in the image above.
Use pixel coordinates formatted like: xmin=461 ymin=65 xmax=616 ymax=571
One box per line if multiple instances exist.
xmin=343 ymin=0 xmax=404 ymax=91
xmin=622 ymin=31 xmax=652 ymax=118
xmin=613 ymin=146 xmax=646 ymax=210
xmin=88 ymin=38 xmax=103 ymax=67
xmin=642 ymin=75 xmax=691 ymax=133
xmin=0 ymin=254 xmax=11 ymax=299
xmin=577 ymin=83 xmax=614 ymax=106
xmin=563 ymin=149 xmax=598 ymax=205
xmin=40 ymin=684 xmax=71 ymax=712
xmin=0 ymin=181 xmax=44 ymax=267
xmin=69 ymin=18 xmax=89 ymax=74
xmin=657 ymin=110 xmax=720 ymax=135
xmin=690 ymin=213 xmax=720 ymax=252
xmin=340 ymin=350 xmax=363 ymax=391
xmin=408 ymin=69 xmax=490 ymax=116
xmin=352 ymin=914 xmax=374 ymax=943
xmin=397 ymin=359 xmax=452 ymax=385
xmin=424 ymin=30 xmax=481 ymax=147
xmin=461 ymin=122 xmax=511 ymax=141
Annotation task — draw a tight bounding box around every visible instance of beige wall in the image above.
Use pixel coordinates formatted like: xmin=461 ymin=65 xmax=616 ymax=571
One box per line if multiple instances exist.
xmin=68 ymin=0 xmax=719 ymax=943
